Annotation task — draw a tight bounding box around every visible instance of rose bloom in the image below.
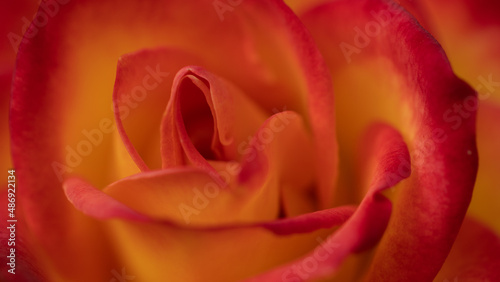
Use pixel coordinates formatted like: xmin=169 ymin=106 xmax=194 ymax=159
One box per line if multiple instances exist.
xmin=1 ymin=0 xmax=499 ymax=281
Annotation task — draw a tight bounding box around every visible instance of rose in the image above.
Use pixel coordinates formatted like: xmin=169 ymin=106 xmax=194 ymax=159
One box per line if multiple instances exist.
xmin=3 ymin=0 xmax=496 ymax=282
xmin=8 ymin=1 xmax=343 ymax=280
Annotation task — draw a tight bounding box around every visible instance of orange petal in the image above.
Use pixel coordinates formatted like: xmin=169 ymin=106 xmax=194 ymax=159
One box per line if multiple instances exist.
xmin=64 ymin=175 xmax=357 ymax=281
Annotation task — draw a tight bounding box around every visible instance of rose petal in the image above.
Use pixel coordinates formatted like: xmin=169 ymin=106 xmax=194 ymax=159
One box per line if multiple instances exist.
xmin=248 ymin=123 xmax=411 ymax=281
xmin=65 ymin=174 xmax=356 ymax=233
xmin=414 ymin=0 xmax=500 ymax=235
xmin=63 ymin=177 xmax=149 ymax=221
xmin=435 ymin=216 xmax=500 ymax=281
xmin=300 ymin=1 xmax=478 ymax=280
xmin=113 ymin=48 xmax=207 ymax=171
xmin=63 ymin=176 xmax=357 ymax=281
xmin=104 ymin=168 xmax=280 ymax=225
xmin=106 ymin=220 xmax=338 ymax=281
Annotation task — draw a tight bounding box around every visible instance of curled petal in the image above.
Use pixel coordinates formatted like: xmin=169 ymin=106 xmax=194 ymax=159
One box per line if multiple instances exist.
xmin=80 ymin=111 xmax=316 ymax=226
xmin=160 ymin=66 xmax=267 ymax=170
xmin=65 ymin=174 xmax=356 ymax=234
xmin=113 ymin=48 xmax=206 ymax=171
xmin=63 ymin=177 xmax=149 ymax=221
xmin=300 ymin=0 xmax=478 ymax=280
xmin=249 ymin=123 xmax=410 ymax=281
xmin=64 ymin=175 xmax=357 ymax=281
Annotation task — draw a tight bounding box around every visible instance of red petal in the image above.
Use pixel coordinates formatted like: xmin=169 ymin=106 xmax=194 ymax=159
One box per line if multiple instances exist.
xmin=260 ymin=206 xmax=355 ymax=235
xmin=0 ymin=0 xmax=38 ymax=66
xmin=63 ymin=177 xmax=148 ymax=221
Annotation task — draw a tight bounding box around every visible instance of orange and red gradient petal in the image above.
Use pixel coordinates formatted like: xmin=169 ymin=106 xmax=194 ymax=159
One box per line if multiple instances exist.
xmin=300 ymin=0 xmax=477 ymax=280
xmin=64 ymin=175 xmax=360 ymax=281
xmin=64 ymin=174 xmax=356 ymax=234
xmin=249 ymin=123 xmax=410 ymax=281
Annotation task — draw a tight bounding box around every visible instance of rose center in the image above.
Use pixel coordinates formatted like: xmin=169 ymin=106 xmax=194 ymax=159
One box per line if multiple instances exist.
xmin=178 ymin=77 xmax=223 ymax=161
